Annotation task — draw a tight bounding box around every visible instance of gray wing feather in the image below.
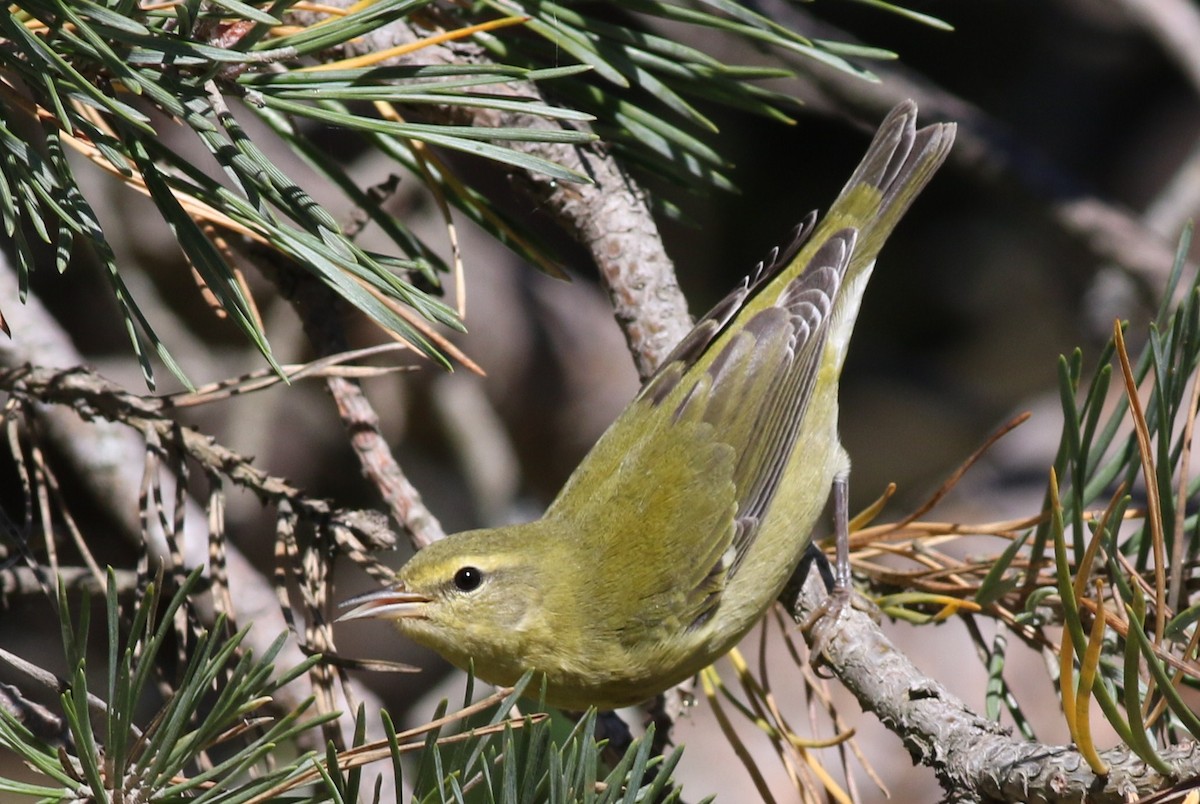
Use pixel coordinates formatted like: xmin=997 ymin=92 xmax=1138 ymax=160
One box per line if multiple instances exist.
xmin=723 ymin=232 xmax=853 ymax=576
xmin=666 ymin=229 xmax=856 ymax=582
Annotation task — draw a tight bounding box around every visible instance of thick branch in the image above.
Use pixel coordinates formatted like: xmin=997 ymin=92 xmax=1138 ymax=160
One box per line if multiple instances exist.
xmin=785 ymin=572 xmax=1200 ymax=803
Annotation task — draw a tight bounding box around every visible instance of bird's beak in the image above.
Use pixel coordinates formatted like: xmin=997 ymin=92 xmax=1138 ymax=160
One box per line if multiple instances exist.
xmin=336 ymin=586 xmax=431 ymax=622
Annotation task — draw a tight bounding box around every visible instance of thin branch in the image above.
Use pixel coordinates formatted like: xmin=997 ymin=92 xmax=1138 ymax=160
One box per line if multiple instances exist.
xmin=0 ymin=647 xmax=118 ymax=742
xmin=0 ymin=565 xmax=137 ymax=597
xmin=0 ymin=682 xmax=65 ymax=745
xmin=1117 ymin=0 xmax=1200 ymax=95
xmin=265 ymin=249 xmax=447 ymax=548
xmin=0 ymin=255 xmax=395 ymax=801
xmin=0 ymin=365 xmax=399 ymax=547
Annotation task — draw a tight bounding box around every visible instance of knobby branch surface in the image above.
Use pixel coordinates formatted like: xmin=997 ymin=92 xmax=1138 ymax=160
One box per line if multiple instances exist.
xmin=784 ymin=571 xmax=1200 ymax=803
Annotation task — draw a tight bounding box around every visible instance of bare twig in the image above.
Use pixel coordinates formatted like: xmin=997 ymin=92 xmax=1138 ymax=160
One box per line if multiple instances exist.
xmin=0 ymin=682 xmax=66 ymax=745
xmin=0 ymin=564 xmax=137 ymax=597
xmin=264 ymin=250 xmax=447 ymax=549
xmin=0 ymin=256 xmax=395 ymax=799
xmin=0 ymin=365 xmax=400 ymax=549
xmin=0 ymin=647 xmax=120 ymax=741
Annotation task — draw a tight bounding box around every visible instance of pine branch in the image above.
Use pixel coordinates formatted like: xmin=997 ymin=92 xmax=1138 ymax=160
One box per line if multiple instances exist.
xmin=0 ymin=253 xmax=398 ymax=800
xmin=783 ymin=568 xmax=1200 ymax=803
xmin=292 ymin=3 xmax=695 ymax=378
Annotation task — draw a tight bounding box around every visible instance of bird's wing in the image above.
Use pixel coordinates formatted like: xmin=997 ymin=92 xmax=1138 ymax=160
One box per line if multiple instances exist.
xmin=643 ymin=231 xmax=854 ymax=586
xmin=633 ymin=100 xmax=955 ymax=591
xmin=545 ymin=102 xmax=955 ymax=636
xmin=544 ymin=228 xmax=852 ymax=636
xmin=640 ymin=210 xmax=818 ymax=393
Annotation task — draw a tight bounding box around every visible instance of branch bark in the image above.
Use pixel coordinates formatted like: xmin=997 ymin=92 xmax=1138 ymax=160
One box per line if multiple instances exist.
xmin=265 ymin=252 xmax=446 ymax=548
xmin=784 ymin=570 xmax=1200 ymax=802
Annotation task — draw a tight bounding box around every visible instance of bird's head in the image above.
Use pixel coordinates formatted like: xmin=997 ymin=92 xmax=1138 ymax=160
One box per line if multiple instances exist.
xmin=337 ymin=525 xmax=553 ymax=681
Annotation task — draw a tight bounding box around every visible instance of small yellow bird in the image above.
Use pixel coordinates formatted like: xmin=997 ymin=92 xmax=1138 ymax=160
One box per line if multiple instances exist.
xmin=339 ymin=101 xmax=955 ymax=710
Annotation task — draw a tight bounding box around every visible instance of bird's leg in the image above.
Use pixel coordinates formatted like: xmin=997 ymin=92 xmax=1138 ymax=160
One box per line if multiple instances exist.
xmin=831 ymin=469 xmax=853 ymax=596
xmin=777 ymin=471 xmax=871 ymax=666
xmin=800 ymin=471 xmax=857 ymax=659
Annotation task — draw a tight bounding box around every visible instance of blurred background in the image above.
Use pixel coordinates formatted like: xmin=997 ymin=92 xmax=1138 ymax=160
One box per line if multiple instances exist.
xmin=3 ymin=0 xmax=1199 ymax=799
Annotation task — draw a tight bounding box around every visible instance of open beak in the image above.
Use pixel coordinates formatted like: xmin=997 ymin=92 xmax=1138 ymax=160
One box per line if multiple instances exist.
xmin=336 ymin=586 xmax=431 ymax=622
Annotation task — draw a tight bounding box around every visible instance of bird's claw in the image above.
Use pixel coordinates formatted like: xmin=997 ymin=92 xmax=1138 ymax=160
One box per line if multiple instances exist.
xmin=802 ymin=586 xmax=877 ymax=676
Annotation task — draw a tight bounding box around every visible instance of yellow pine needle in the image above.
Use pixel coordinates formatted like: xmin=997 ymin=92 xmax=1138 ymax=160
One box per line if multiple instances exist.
xmin=291 ymin=1 xmax=351 ymax=17
xmin=873 ymin=592 xmax=981 ymax=623
xmin=340 ymin=0 xmax=381 ymax=14
xmin=1073 ymin=579 xmax=1110 ymax=776
xmin=350 ymin=275 xmax=484 ymax=374
xmin=848 ymin=482 xmax=895 ymax=531
xmin=1069 ymin=487 xmax=1111 ymax=608
xmin=371 ymin=99 xmax=568 ymax=316
xmin=43 ymin=94 xmax=479 ymax=371
xmin=297 ymin=15 xmax=530 ymax=72
xmin=725 ymin=647 xmax=853 ymax=751
xmin=751 ymin=635 xmax=803 ymax=793
xmin=703 ymin=653 xmax=853 ymax=803
xmin=373 ymin=100 xmax=466 ymax=317
xmin=199 ymin=224 xmax=265 ymax=331
xmin=1051 ymin=464 xmax=1111 ymax=778
xmin=392 ymin=131 xmax=567 ymax=279
xmin=30 ymin=93 xmax=259 ymax=242
xmin=771 ymin=610 xmax=888 ymax=799
xmin=721 ymin=646 xmax=854 ymax=803
xmin=1051 ymin=470 xmax=1081 ymax=747
xmin=1057 ymin=608 xmax=1079 ymax=741
xmin=299 ymin=0 xmax=381 ymax=29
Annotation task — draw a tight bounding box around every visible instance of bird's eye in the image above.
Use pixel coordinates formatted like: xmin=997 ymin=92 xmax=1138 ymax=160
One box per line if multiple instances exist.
xmin=453 ymin=566 xmax=483 ymax=592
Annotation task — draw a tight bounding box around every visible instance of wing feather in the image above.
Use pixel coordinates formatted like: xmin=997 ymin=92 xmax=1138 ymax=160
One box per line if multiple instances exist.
xmin=543 ymin=102 xmax=955 ymax=640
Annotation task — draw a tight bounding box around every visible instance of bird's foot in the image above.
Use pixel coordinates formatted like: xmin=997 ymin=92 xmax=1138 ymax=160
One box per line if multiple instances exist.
xmin=802 ymin=585 xmax=878 ymax=674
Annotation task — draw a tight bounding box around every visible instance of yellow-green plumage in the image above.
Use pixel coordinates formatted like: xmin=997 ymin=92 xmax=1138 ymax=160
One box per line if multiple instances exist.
xmin=340 ymin=101 xmax=956 ymax=709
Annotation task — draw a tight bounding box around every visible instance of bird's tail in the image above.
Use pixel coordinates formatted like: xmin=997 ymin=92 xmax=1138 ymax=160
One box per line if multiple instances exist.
xmin=821 ymin=100 xmax=957 ymax=285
